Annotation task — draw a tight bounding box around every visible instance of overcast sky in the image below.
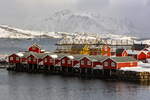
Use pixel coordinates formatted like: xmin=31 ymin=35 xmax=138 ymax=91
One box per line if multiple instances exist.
xmin=0 ymin=0 xmax=150 ymax=33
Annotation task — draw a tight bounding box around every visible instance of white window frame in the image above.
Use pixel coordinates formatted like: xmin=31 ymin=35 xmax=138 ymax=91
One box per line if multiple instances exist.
xmin=68 ymin=60 xmax=71 ymax=64
xmin=62 ymin=59 xmax=65 ymax=64
xmin=111 ymin=62 xmax=116 ymax=67
xmin=104 ymin=62 xmax=108 ymax=66
xmin=16 ymin=57 xmax=19 ymax=61
xmin=45 ymin=58 xmax=48 ymax=62
xmin=28 ymin=57 xmax=32 ymax=61
xmin=33 ymin=58 xmax=36 ymax=62
xmin=81 ymin=60 xmax=84 ymax=65
xmin=10 ymin=57 xmax=13 ymax=61
xmin=87 ymin=61 xmax=91 ymax=65
xmin=50 ymin=59 xmax=53 ymax=63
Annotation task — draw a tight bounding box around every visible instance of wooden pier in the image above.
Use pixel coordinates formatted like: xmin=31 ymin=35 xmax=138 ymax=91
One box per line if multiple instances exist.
xmin=7 ymin=64 xmax=150 ymax=82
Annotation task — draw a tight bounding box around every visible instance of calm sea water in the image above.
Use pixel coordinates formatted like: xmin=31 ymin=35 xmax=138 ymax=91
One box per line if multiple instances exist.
xmin=0 ymin=38 xmax=150 ymax=100
xmin=0 ymin=38 xmax=58 ymax=54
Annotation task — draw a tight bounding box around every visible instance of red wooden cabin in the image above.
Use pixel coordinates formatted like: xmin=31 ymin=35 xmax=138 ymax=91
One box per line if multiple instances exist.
xmin=60 ymin=56 xmax=74 ymax=67
xmin=79 ymin=56 xmax=94 ymax=68
xmin=92 ymin=56 xmax=108 ymax=68
xmin=101 ymin=45 xmax=111 ymax=56
xmin=42 ymin=54 xmax=58 ymax=66
xmin=27 ymin=54 xmax=38 ymax=64
xmin=8 ymin=53 xmax=21 ymax=64
xmin=102 ymin=57 xmax=138 ymax=69
xmin=116 ymin=49 xmax=128 ymax=57
xmin=127 ymin=50 xmax=147 ymax=61
xmin=28 ymin=44 xmax=44 ymax=53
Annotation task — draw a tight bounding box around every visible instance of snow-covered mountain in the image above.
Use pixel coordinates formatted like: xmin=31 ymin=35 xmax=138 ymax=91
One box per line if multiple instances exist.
xmin=26 ymin=10 xmax=139 ymax=36
xmin=0 ymin=25 xmax=66 ymax=38
xmin=0 ymin=25 xmax=136 ymax=41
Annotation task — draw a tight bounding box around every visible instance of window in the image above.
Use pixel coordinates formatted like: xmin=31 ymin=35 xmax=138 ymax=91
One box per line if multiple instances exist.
xmin=104 ymin=62 xmax=108 ymax=66
xmin=111 ymin=62 xmax=115 ymax=67
xmin=32 ymin=46 xmax=36 ymax=50
xmin=28 ymin=57 xmax=32 ymax=61
xmin=10 ymin=57 xmax=13 ymax=61
xmin=87 ymin=61 xmax=91 ymax=65
xmin=81 ymin=60 xmax=84 ymax=65
xmin=45 ymin=58 xmax=48 ymax=62
xmin=16 ymin=57 xmax=19 ymax=61
xmin=62 ymin=59 xmax=65 ymax=64
xmin=50 ymin=59 xmax=53 ymax=63
xmin=33 ymin=59 xmax=37 ymax=62
xmin=68 ymin=60 xmax=71 ymax=64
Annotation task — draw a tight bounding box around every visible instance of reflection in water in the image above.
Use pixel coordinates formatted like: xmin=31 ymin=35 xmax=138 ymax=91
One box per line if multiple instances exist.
xmin=0 ymin=70 xmax=147 ymax=100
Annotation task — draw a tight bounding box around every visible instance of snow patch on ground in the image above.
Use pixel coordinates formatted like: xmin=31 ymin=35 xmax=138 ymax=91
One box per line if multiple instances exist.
xmin=120 ymin=62 xmax=150 ymax=72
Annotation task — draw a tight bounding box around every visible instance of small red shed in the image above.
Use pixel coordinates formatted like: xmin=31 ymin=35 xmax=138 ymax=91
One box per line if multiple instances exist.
xmin=116 ymin=49 xmax=128 ymax=57
xmin=60 ymin=55 xmax=74 ymax=67
xmin=78 ymin=56 xmax=95 ymax=68
xmin=42 ymin=54 xmax=58 ymax=66
xmin=28 ymin=44 xmax=42 ymax=53
xmin=8 ymin=53 xmax=23 ymax=64
xmin=102 ymin=57 xmax=138 ymax=69
xmin=23 ymin=52 xmax=41 ymax=64
xmin=127 ymin=50 xmax=147 ymax=61
xmin=101 ymin=45 xmax=111 ymax=56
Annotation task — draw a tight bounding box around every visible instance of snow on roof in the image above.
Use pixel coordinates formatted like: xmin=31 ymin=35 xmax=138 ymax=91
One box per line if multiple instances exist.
xmin=145 ymin=47 xmax=150 ymax=51
xmin=93 ymin=65 xmax=103 ymax=69
xmin=67 ymin=55 xmax=74 ymax=59
xmin=126 ymin=50 xmax=148 ymax=55
xmin=16 ymin=52 xmax=24 ymax=57
xmin=126 ymin=50 xmax=140 ymax=55
xmin=50 ymin=55 xmax=58 ymax=59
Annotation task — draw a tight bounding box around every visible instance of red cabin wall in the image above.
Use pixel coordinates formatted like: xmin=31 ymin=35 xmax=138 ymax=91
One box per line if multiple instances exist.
xmin=27 ymin=55 xmax=37 ymax=64
xmin=55 ymin=59 xmax=61 ymax=66
xmin=147 ymin=52 xmax=150 ymax=58
xmin=21 ymin=57 xmax=27 ymax=62
xmin=73 ymin=60 xmax=79 ymax=66
xmin=9 ymin=54 xmax=21 ymax=63
xmin=80 ymin=57 xmax=93 ymax=68
xmin=93 ymin=62 xmax=102 ymax=67
xmin=101 ymin=45 xmax=111 ymax=56
xmin=60 ymin=57 xmax=73 ymax=67
xmin=117 ymin=62 xmax=138 ymax=69
xmin=102 ymin=59 xmax=117 ymax=69
xmin=28 ymin=46 xmax=41 ymax=53
xmin=43 ymin=56 xmax=54 ymax=66
xmin=103 ymin=58 xmax=138 ymax=69
xmin=137 ymin=52 xmax=147 ymax=60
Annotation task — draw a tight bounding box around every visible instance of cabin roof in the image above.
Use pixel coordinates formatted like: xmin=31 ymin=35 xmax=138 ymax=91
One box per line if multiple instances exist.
xmin=109 ymin=56 xmax=137 ymax=63
xmin=22 ymin=52 xmax=47 ymax=59
xmin=126 ymin=50 xmax=147 ymax=55
xmin=73 ymin=55 xmax=108 ymax=62
xmin=116 ymin=49 xmax=125 ymax=54
xmin=145 ymin=47 xmax=150 ymax=51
